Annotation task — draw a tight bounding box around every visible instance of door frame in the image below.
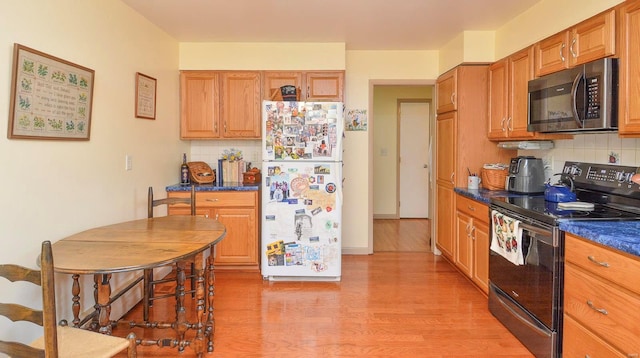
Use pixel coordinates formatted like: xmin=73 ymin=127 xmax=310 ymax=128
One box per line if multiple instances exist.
xmin=397 ymin=99 xmax=431 ymax=219
xmin=368 ymin=79 xmax=436 ymax=255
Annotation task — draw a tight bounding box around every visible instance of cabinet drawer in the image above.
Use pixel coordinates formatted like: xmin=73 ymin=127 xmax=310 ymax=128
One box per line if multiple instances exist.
xmin=564 ymin=264 xmax=640 ymax=355
xmin=565 ymin=233 xmax=640 ymax=294
xmin=169 ymin=191 xmax=257 ymax=208
xmin=455 ymin=195 xmax=488 ymax=223
xmin=563 ymin=314 xmax=627 ymax=358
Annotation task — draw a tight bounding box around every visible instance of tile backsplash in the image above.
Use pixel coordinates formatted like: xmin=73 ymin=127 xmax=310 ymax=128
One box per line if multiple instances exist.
xmin=518 ymin=133 xmax=640 ymax=180
xmin=190 ymin=140 xmax=262 ymax=169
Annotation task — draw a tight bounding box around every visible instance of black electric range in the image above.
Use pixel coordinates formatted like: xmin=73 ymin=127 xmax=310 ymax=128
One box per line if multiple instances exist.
xmin=491 ymin=161 xmax=640 ymax=226
xmin=488 ymin=161 xmax=640 ymax=358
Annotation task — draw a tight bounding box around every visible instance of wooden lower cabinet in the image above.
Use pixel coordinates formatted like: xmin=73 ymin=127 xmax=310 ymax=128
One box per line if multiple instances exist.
xmin=454 ymin=194 xmax=489 ymax=295
xmin=435 ymin=183 xmax=454 ymax=260
xmin=563 ymin=233 xmax=640 ymax=357
xmin=168 ymin=190 xmax=259 ymax=271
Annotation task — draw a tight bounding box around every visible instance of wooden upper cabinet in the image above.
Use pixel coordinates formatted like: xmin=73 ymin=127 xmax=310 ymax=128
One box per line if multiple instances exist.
xmin=507 ymin=48 xmax=536 ymax=138
xmin=180 ymin=71 xmax=220 ymax=139
xmin=220 ymin=71 xmax=261 ymax=139
xmin=436 ymin=68 xmax=457 ymax=114
xmin=571 ymin=9 xmax=616 ymax=66
xmin=535 ymin=31 xmax=570 ymax=77
xmin=535 ymin=9 xmax=615 ymax=77
xmin=488 ymin=58 xmax=509 ymax=139
xmin=489 ymin=48 xmax=537 ymax=140
xmin=262 ymin=71 xmax=303 ymax=101
xmin=304 ymin=71 xmax=344 ymax=101
xmin=618 ymin=0 xmax=640 ymax=137
xmin=262 ymin=71 xmax=344 ymax=102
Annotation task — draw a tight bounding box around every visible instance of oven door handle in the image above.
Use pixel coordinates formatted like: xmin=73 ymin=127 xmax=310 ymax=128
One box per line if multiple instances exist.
xmin=518 ymin=222 xmax=556 ymax=247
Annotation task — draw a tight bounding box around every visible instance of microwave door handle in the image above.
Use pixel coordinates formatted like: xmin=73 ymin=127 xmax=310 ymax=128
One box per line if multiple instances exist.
xmin=570 ymin=72 xmax=585 ymax=128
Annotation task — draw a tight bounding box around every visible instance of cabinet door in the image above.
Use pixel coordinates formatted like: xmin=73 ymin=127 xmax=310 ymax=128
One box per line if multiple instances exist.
xmin=472 ymin=219 xmax=489 ymax=294
xmin=508 ymin=47 xmax=535 ymax=138
xmin=435 ymin=184 xmax=455 ymax=261
xmin=436 ymin=68 xmax=457 ymax=114
xmin=180 ymin=71 xmax=220 ymax=139
xmin=487 ymin=59 xmax=509 ymax=139
xmin=220 ymin=71 xmax=261 ymax=138
xmin=455 ymin=211 xmax=473 ymax=277
xmin=436 ymin=111 xmax=455 ymax=183
xmin=214 ymin=207 xmax=258 ymax=267
xmin=618 ymin=1 xmax=640 ymax=136
xmin=570 ymin=9 xmax=615 ymax=67
xmin=535 ymin=31 xmax=570 ymax=77
xmin=304 ymin=71 xmax=344 ymax=101
xmin=262 ymin=71 xmax=303 ymax=101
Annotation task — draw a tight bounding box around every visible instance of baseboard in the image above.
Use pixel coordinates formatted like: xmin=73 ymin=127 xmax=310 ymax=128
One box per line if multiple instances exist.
xmin=373 ymin=214 xmax=398 ymax=219
xmin=342 ymin=247 xmax=371 ymax=255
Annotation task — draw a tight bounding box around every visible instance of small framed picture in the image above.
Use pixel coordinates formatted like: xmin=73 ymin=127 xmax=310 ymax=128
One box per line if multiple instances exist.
xmin=135 ymin=72 xmax=156 ymax=119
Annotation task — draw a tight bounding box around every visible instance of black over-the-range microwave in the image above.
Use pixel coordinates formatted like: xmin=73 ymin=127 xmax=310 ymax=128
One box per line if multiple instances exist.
xmin=527 ymin=58 xmax=618 ymax=133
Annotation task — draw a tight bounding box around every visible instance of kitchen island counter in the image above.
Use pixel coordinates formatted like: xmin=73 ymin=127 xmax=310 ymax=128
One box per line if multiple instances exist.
xmin=166 ymin=182 xmax=259 ymax=192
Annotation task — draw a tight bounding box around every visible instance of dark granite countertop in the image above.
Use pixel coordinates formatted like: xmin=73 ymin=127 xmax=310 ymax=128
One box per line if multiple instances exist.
xmin=453 ymin=187 xmax=531 ymax=204
xmin=166 ymin=182 xmax=260 ymax=192
xmin=454 ymin=187 xmax=640 ymax=259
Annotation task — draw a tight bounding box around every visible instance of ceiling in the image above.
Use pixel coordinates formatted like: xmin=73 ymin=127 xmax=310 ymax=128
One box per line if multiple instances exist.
xmin=120 ymin=0 xmax=541 ymax=51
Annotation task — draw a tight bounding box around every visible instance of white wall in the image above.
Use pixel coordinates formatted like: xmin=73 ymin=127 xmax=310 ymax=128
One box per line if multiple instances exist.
xmin=0 ymin=0 xmax=185 ymax=342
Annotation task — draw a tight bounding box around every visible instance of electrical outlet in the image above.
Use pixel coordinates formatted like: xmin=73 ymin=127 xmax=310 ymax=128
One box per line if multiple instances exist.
xmin=125 ymin=154 xmax=132 ymax=171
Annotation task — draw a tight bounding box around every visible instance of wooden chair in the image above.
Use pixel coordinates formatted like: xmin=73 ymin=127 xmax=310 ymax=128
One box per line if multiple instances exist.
xmin=144 ymin=185 xmax=196 ymax=321
xmin=0 ymin=241 xmax=137 ymax=358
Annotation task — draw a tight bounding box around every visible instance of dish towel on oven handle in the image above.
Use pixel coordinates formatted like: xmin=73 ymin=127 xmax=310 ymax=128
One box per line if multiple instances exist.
xmin=490 ymin=210 xmax=524 ymax=265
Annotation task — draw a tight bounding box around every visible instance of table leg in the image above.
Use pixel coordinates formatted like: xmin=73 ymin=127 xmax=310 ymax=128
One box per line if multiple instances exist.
xmin=206 ymin=252 xmax=215 ymax=353
xmin=193 ymin=253 xmax=206 ymax=357
xmin=71 ymin=274 xmax=81 ymax=327
xmin=95 ymin=273 xmax=113 ymax=335
xmin=174 ymin=261 xmax=188 ymax=353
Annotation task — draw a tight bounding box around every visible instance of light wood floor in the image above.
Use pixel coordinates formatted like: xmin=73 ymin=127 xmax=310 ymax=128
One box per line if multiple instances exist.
xmin=373 ymin=218 xmax=431 ymax=252
xmin=113 ymin=220 xmax=532 ymax=357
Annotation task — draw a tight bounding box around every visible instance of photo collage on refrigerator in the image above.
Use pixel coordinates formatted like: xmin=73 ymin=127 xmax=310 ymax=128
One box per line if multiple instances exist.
xmin=263 ymin=163 xmax=340 ymax=272
xmin=263 ymin=101 xmax=339 ymax=161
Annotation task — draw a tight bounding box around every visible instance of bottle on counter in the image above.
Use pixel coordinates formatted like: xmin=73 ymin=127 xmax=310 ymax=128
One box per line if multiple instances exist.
xmin=180 ymin=153 xmax=190 ymax=185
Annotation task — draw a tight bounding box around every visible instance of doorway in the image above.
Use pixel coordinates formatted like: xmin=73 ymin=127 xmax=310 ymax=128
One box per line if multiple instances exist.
xmin=371 ymin=84 xmax=434 ymax=253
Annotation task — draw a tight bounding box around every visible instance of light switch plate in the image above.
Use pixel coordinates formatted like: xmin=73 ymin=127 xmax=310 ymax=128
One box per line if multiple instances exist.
xmin=125 ymin=154 xmax=132 ymax=171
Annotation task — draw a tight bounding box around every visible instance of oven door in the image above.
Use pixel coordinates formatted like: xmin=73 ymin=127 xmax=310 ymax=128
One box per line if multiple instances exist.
xmin=489 ymin=221 xmax=562 ymax=330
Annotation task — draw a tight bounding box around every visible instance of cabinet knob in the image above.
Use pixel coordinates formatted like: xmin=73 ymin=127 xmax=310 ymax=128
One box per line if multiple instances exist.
xmin=468 ymin=205 xmax=475 ymax=211
xmin=560 ymin=43 xmax=566 ymax=62
xmin=500 ymin=117 xmax=506 ymax=132
xmin=569 ymin=38 xmax=577 ymax=58
xmin=206 ymin=198 xmax=220 ymax=202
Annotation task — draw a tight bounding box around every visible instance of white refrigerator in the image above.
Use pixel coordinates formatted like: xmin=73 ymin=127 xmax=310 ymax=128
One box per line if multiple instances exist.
xmin=261 ymin=101 xmax=343 ymax=281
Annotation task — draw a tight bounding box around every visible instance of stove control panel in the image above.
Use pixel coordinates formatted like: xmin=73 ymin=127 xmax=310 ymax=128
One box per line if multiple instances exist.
xmin=562 ymin=162 xmax=640 ymax=195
